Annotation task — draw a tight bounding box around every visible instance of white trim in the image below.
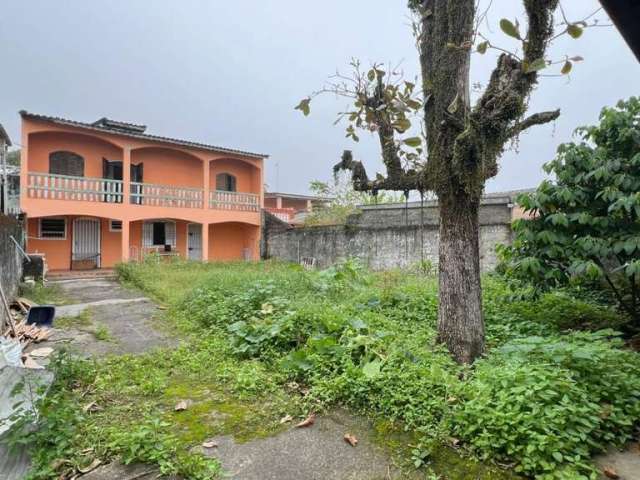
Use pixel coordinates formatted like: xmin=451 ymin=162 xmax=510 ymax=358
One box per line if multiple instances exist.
xmin=109 ymin=219 xmax=123 ymax=232
xmin=38 ymin=217 xmax=67 ymax=240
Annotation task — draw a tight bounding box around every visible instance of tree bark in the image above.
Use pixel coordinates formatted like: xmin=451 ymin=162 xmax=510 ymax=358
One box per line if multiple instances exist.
xmin=437 ymin=191 xmax=484 ymax=364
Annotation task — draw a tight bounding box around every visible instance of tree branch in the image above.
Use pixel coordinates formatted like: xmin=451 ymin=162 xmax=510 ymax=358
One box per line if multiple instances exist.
xmin=507 ymin=109 xmax=560 ymax=137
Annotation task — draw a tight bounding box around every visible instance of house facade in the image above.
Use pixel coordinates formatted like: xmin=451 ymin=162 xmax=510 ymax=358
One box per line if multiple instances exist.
xmin=264 ymin=192 xmax=330 ymax=224
xmin=20 ymin=112 xmax=266 ymax=271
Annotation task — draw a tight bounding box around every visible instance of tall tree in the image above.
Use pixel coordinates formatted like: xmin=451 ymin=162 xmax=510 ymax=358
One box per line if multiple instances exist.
xmin=298 ymin=1 xmax=603 ymax=363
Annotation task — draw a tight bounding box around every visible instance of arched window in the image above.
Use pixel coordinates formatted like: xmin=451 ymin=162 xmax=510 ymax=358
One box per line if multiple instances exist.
xmin=49 ymin=151 xmax=85 ymax=177
xmin=216 ymin=173 xmax=237 ymax=192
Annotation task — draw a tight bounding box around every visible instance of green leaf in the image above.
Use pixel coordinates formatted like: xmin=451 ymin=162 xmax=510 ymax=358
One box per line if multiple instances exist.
xmin=362 ymin=359 xmax=382 ymax=379
xmin=295 ymin=98 xmax=311 ymax=116
xmin=567 ymin=24 xmax=583 ymax=39
xmin=561 ymin=61 xmax=573 ymax=75
xmin=394 ymin=118 xmax=411 ymax=133
xmin=499 ymin=18 xmax=520 ymax=39
xmin=403 ymin=137 xmax=422 ymax=148
xmin=477 ymin=41 xmax=489 ymax=54
xmin=524 ymin=58 xmax=547 ymax=73
xmin=367 ymin=69 xmax=376 ymax=81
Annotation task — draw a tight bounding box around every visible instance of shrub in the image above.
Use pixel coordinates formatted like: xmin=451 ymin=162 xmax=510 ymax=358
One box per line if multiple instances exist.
xmin=455 ymin=331 xmax=640 ymax=478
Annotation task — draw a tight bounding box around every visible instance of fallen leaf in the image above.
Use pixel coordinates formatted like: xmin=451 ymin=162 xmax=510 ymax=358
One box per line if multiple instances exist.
xmin=295 ymin=413 xmax=316 ymax=428
xmin=77 ymin=458 xmax=102 ymax=474
xmin=279 ymin=414 xmax=293 ymax=424
xmin=201 ymin=440 xmax=218 ymax=449
xmin=174 ymin=400 xmax=190 ymax=412
xmin=29 ymin=347 xmax=54 ymax=358
xmin=82 ymin=401 xmax=102 ymax=413
xmin=603 ymin=466 xmax=620 ymax=479
xmin=344 ymin=433 xmax=358 ymax=447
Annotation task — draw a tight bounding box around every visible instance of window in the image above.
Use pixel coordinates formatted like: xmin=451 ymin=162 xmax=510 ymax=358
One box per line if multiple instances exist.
xmin=142 ymin=221 xmax=176 ymax=247
xmin=109 ymin=220 xmax=122 ymax=232
xmin=49 ymin=151 xmax=85 ymax=177
xmin=216 ymin=173 xmax=237 ymax=192
xmin=40 ymin=218 xmax=66 ymax=239
xmin=152 ymin=222 xmax=166 ymax=246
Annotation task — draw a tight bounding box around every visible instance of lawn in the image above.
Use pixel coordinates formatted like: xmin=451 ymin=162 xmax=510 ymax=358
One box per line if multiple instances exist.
xmin=7 ymin=259 xmax=640 ymax=480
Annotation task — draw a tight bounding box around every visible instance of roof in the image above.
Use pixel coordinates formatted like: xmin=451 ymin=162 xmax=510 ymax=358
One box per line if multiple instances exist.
xmin=0 ymin=122 xmax=11 ymax=147
xmin=600 ymin=0 xmax=640 ymax=62
xmin=265 ymin=191 xmax=333 ymax=201
xmin=20 ymin=111 xmax=268 ymax=159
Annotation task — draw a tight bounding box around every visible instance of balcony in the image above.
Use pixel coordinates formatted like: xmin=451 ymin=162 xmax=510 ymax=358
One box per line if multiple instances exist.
xmin=209 ymin=190 xmax=260 ymax=212
xmin=27 ymin=172 xmax=123 ymax=203
xmin=26 ymin=172 xmax=260 ymax=212
xmin=131 ymin=182 xmax=203 ymax=209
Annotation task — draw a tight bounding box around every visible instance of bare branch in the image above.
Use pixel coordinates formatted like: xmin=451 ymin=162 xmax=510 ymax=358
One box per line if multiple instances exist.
xmin=507 ymin=109 xmax=561 ymax=137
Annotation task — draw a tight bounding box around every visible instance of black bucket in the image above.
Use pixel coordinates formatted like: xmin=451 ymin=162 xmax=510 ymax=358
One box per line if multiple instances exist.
xmin=26 ymin=306 xmax=56 ymax=327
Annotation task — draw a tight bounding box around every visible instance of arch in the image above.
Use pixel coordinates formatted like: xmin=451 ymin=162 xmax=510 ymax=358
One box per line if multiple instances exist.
xmin=29 ymin=130 xmax=125 ymax=151
xmin=49 ymin=150 xmax=85 ymax=176
xmin=130 ymin=146 xmax=204 ymax=189
xmin=216 ymin=172 xmax=237 ymax=192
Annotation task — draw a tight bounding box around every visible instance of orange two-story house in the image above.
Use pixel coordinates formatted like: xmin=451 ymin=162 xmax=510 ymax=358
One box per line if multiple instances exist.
xmin=20 ymin=111 xmax=267 ymax=271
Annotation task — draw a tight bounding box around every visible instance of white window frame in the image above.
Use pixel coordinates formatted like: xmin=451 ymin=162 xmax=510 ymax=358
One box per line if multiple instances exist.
xmin=39 ymin=217 xmax=67 ymax=240
xmin=143 ymin=220 xmax=176 ymax=248
xmin=109 ymin=220 xmax=123 ymax=232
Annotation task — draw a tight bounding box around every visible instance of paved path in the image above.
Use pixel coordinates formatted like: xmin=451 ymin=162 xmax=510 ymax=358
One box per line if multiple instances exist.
xmin=44 ymin=278 xmax=172 ymax=357
xmin=0 ymin=276 xmax=172 ymax=480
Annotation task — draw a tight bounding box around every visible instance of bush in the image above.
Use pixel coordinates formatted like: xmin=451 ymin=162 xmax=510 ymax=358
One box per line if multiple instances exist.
xmin=455 ymin=331 xmax=640 ymax=478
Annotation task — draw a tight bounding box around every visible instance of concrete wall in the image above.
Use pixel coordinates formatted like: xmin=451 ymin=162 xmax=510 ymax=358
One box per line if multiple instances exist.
xmin=0 ymin=215 xmax=24 ymax=327
xmin=263 ymin=197 xmax=514 ymax=272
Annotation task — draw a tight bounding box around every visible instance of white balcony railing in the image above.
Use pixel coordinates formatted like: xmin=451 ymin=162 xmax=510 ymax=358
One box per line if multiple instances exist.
xmin=27 ymin=172 xmax=123 ymax=203
xmin=130 ymin=182 xmax=203 ymax=209
xmin=6 ymin=192 xmax=20 ymax=215
xmin=209 ymin=190 xmax=260 ymax=212
xmin=26 ymin=173 xmax=261 ymax=213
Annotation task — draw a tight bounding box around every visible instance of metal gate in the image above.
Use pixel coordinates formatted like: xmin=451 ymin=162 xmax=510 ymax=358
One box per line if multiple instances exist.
xmin=187 ymin=223 xmax=202 ymax=261
xmin=72 ymin=218 xmax=101 ymax=269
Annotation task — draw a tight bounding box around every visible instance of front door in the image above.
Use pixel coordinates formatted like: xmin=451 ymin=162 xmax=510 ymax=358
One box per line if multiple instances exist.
xmin=187 ymin=224 xmax=202 ymax=261
xmin=72 ymin=218 xmax=101 ymax=269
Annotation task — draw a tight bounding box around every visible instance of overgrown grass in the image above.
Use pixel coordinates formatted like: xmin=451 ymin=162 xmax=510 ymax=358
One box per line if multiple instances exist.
xmin=19 ymin=282 xmax=69 ymax=306
xmin=8 ymin=258 xmax=640 ymax=480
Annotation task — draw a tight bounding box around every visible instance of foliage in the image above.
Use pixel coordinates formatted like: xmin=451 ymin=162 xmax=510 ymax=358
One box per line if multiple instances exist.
xmin=13 ymin=260 xmax=640 ymax=479
xmin=499 ymin=98 xmax=640 ymax=332
xmin=305 ymin=172 xmax=404 ymax=226
xmin=456 ymin=331 xmax=640 ymax=478
xmin=7 ymin=148 xmax=20 ymax=166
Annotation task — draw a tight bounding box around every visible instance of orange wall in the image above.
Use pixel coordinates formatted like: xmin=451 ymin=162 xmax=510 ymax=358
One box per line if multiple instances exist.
xmin=131 ymin=148 xmax=202 ymax=188
xmin=210 ymin=159 xmax=260 ymax=193
xmin=209 ymin=222 xmax=259 ymax=260
xmin=27 ymin=217 xmax=72 ymax=270
xmin=101 ymin=218 xmax=122 ymax=268
xmin=28 ymin=131 xmax=122 ymax=177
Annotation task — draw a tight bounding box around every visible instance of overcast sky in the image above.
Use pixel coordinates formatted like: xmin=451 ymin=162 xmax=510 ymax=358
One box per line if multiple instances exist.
xmin=1 ymin=1 xmax=638 ymax=194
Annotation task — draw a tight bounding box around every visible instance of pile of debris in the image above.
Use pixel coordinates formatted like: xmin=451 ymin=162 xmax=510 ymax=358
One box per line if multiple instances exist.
xmin=1 ymin=293 xmax=53 ymax=369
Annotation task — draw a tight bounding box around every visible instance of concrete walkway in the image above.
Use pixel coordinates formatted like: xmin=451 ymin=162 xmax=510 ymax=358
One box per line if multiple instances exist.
xmin=0 ymin=276 xmax=172 ymax=480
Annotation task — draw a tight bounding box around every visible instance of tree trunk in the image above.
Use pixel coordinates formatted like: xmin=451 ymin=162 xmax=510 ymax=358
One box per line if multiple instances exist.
xmin=437 ymin=191 xmax=484 ymax=363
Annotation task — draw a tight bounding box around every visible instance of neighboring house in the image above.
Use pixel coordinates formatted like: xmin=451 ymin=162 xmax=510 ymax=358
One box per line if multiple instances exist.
xmin=0 ymin=122 xmax=19 ymax=216
xmin=264 ymin=192 xmax=330 ymax=223
xmin=19 ymin=111 xmax=267 ymax=271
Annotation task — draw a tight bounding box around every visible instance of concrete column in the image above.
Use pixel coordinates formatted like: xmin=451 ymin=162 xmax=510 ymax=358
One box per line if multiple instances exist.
xmin=122 ymin=147 xmax=131 ymax=205
xmin=202 ymin=223 xmax=209 ymax=261
xmin=276 ymin=196 xmax=283 ymax=209
xmin=203 ymin=159 xmax=210 ymax=209
xmin=121 ymin=220 xmax=130 ymax=262
xmin=306 ymin=199 xmax=312 ymax=211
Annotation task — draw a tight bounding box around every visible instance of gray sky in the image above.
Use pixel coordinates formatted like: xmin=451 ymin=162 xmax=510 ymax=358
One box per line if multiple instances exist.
xmin=1 ymin=1 xmax=638 ymax=194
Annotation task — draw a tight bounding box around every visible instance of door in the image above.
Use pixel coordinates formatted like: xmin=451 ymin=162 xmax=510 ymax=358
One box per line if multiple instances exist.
xmin=72 ymin=218 xmax=101 ymax=269
xmin=187 ymin=224 xmax=202 ymax=261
